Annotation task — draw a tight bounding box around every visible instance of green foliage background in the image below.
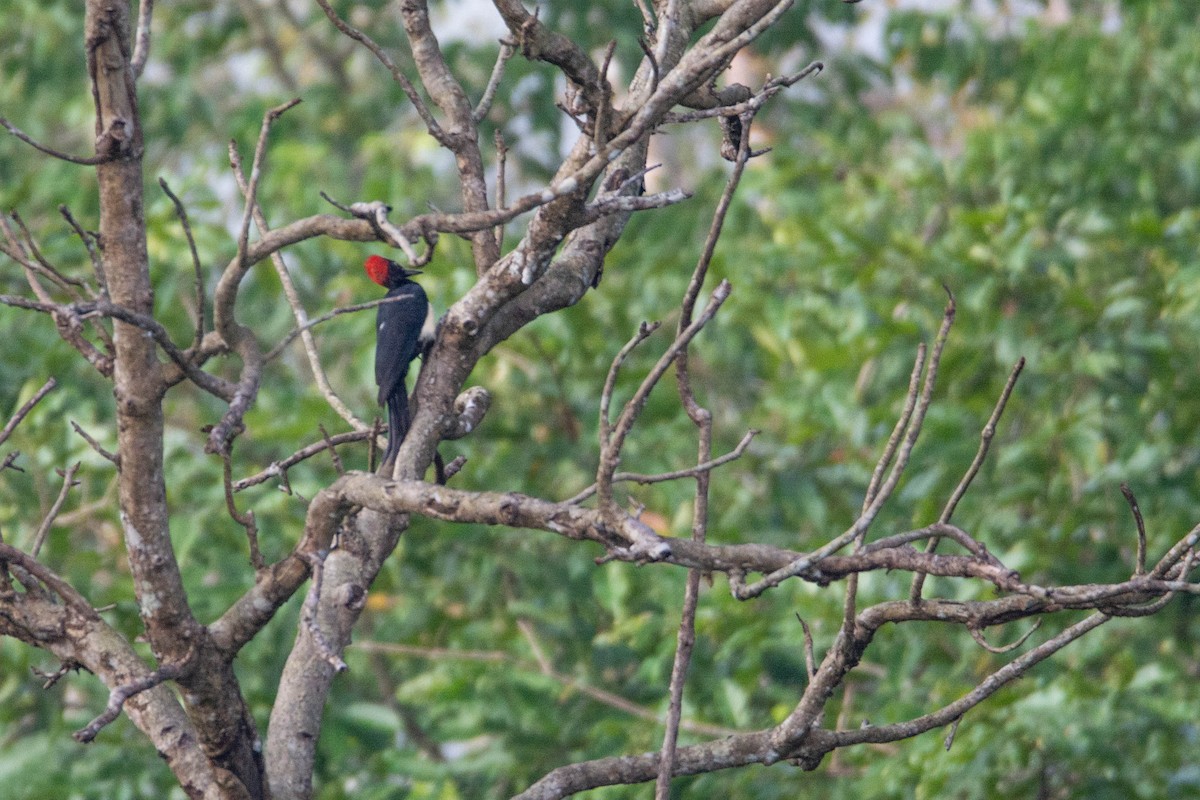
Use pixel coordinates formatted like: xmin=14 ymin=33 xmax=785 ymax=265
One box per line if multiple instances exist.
xmin=2 ymin=1 xmax=1200 ymax=797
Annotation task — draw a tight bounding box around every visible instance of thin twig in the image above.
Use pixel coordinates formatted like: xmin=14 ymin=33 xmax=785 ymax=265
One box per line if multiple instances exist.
xmin=637 ymin=36 xmax=659 ymax=94
xmin=222 ymin=450 xmax=263 ymax=570
xmin=656 ymin=127 xmax=753 ymax=795
xmin=911 ymin=355 xmax=1023 ymax=601
xmin=229 ymin=102 xmax=367 ymax=432
xmin=263 ymin=294 xmax=415 ymax=363
xmin=131 ymin=0 xmax=155 ymax=78
xmin=1107 ymin=549 xmax=1195 ymax=617
xmin=9 ymin=210 xmax=87 ymax=293
xmin=494 ymin=131 xmax=508 ymax=250
xmin=70 ymin=420 xmax=120 ymax=467
xmin=599 ymin=321 xmax=662 ymax=445
xmin=967 ymin=620 xmax=1041 ymax=654
xmin=74 ymin=657 xmax=186 ymax=743
xmin=831 ymin=681 xmax=856 ymax=771
xmin=320 ymin=193 xmax=426 ymax=266
xmin=864 ymin=293 xmax=956 ymax=522
xmin=0 ymin=116 xmax=113 ymax=166
xmin=598 ymin=282 xmax=731 ymax=507
xmin=862 ymin=523 xmax=998 ymax=563
xmin=319 ymin=425 xmax=345 ymax=476
xmin=235 ymin=98 xmax=302 ymax=274
xmin=32 ymin=661 xmax=79 ymax=690
xmin=634 ymin=0 xmax=655 ymax=32
xmin=564 ymin=429 xmax=757 ymax=504
xmin=863 ymin=345 xmax=925 ymax=514
xmin=157 ymin=178 xmax=206 ymax=350
xmin=796 ymin=614 xmax=816 ymax=680
xmin=662 ymin=62 xmax=824 ymax=125
xmin=1150 ymin=519 xmax=1200 ymax=580
xmin=944 ymin=716 xmax=962 ymax=751
xmin=940 ymin=357 xmax=1025 ymax=523
xmin=367 ymin=417 xmax=381 ymax=474
xmin=1122 ymin=483 xmax=1148 ymax=576
xmin=657 ymin=552 xmax=701 ymax=797
xmin=234 ymin=429 xmax=376 ymax=492
xmin=30 ymin=462 xmax=80 ymax=558
xmin=831 ymin=612 xmax=1111 ymax=750
xmin=0 ymin=378 xmax=57 ymax=447
xmin=0 ymin=542 xmax=94 ymax=612
xmin=515 ymin=617 xmax=554 ymax=674
xmin=442 ymin=455 xmax=467 ymax=481
xmin=313 ymin=0 xmax=448 ymax=143
xmin=474 ymin=41 xmax=516 ymax=122
xmin=362 ymin=646 xmax=447 ymax=762
xmin=677 ymin=114 xmax=752 ymax=329
xmin=735 ymin=295 xmax=956 ymax=601
xmin=58 ymin=205 xmax=108 ymax=299
xmin=655 ymin=449 xmax=704 ymax=795
xmin=0 ymin=295 xmax=233 ymax=400
xmin=2 ymin=213 xmax=116 ymax=360
xmin=0 ymin=215 xmax=54 ymax=305
xmin=580 ymin=189 xmax=692 ymax=222
xmin=593 ymin=40 xmax=617 ymax=152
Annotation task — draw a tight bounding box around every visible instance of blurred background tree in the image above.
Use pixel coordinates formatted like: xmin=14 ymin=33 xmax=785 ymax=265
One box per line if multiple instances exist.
xmin=2 ymin=0 xmax=1198 ymax=797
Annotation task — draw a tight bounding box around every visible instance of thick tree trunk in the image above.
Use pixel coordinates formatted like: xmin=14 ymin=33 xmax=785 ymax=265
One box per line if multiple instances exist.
xmin=85 ymin=2 xmax=263 ymax=797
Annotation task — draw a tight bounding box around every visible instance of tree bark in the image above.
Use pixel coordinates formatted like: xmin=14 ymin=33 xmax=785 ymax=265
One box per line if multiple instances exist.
xmin=86 ymin=2 xmax=263 ymax=796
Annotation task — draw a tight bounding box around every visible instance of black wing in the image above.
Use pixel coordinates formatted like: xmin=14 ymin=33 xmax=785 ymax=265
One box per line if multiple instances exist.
xmin=375 ymin=281 xmax=429 ymax=406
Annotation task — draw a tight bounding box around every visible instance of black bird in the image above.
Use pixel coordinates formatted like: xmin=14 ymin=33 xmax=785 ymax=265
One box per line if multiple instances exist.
xmin=364 ymin=254 xmax=435 ymax=471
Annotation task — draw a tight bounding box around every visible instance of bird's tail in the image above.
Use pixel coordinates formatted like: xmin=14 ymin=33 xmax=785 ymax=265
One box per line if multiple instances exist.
xmin=381 ymin=384 xmax=410 ymax=473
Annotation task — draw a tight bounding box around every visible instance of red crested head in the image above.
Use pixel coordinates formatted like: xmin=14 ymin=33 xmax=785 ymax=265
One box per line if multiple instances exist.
xmin=364 ymin=254 xmax=391 ymax=287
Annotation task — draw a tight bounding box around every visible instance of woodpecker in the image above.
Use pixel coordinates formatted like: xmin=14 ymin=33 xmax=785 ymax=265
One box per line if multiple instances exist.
xmin=365 ymin=254 xmax=435 ymax=470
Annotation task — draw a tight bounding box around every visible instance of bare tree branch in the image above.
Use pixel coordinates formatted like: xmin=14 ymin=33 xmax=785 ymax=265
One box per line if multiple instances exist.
xmin=474 ymin=41 xmax=516 ymax=122
xmin=662 ymin=61 xmax=824 ymax=124
xmin=599 ymin=320 xmax=662 ymax=447
xmin=314 ymin=0 xmax=447 ymax=143
xmin=862 ymin=344 xmax=925 ymax=514
xmin=658 ymin=116 xmax=753 ymax=797
xmin=71 ymin=419 xmax=120 ymax=467
xmin=0 ymin=377 xmax=57 ymax=447
xmin=223 ymin=450 xmax=263 ymax=570
xmin=565 ymin=429 xmax=757 ymax=505
xmin=0 ymin=217 xmax=115 ymax=376
xmin=158 ymin=178 xmax=206 ymax=350
xmin=75 ymin=654 xmax=186 ymax=744
xmin=30 ymin=462 xmax=80 ymax=558
xmin=736 ymin=294 xmax=956 ymax=600
xmin=598 ymin=282 xmax=732 ymax=507
xmin=263 ymin=294 xmax=416 ymax=363
xmin=131 ymin=0 xmax=154 ymax=78
xmin=233 ymin=429 xmax=374 ymax=492
xmin=1122 ymin=482 xmax=1148 ymax=576
xmin=8 ymin=210 xmax=89 ymax=295
xmin=908 ymin=354 xmax=1025 ymax=600
xmin=57 ymin=204 xmax=109 ymax=300
xmin=0 ymin=295 xmax=235 ymax=401
xmin=830 ymin=612 xmax=1110 ymax=750
xmin=0 ymin=116 xmax=115 ymax=165
xmin=230 ymin=124 xmax=368 ymax=434
xmin=208 ymin=101 xmax=301 ymax=455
